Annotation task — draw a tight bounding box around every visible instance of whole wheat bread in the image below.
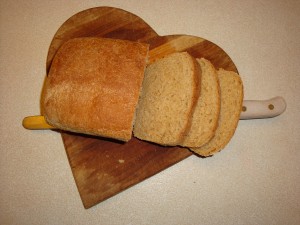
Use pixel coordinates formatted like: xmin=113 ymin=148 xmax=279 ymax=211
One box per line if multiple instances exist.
xmin=190 ymin=68 xmax=244 ymax=156
xmin=180 ymin=58 xmax=220 ymax=147
xmin=42 ymin=37 xmax=149 ymax=141
xmin=133 ymin=52 xmax=201 ymax=146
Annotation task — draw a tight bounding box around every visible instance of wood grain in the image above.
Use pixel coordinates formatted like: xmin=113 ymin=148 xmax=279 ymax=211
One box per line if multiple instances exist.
xmin=44 ymin=6 xmax=238 ymax=208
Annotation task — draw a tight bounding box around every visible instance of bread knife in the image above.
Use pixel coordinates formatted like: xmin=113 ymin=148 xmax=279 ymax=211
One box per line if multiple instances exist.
xmin=22 ymin=96 xmax=286 ymax=129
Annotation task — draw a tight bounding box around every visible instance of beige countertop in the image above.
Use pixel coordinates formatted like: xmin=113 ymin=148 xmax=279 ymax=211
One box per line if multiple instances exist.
xmin=1 ymin=1 xmax=300 ymax=224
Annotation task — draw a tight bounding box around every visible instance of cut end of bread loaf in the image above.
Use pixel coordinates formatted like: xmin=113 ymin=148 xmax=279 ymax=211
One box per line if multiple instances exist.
xmin=190 ymin=68 xmax=244 ymax=156
xmin=133 ymin=52 xmax=201 ymax=146
xmin=42 ymin=37 xmax=149 ymax=141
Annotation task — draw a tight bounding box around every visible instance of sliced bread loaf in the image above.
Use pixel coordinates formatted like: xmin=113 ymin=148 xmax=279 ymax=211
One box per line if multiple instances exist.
xmin=180 ymin=58 xmax=220 ymax=147
xmin=190 ymin=68 xmax=244 ymax=156
xmin=133 ymin=52 xmax=201 ymax=146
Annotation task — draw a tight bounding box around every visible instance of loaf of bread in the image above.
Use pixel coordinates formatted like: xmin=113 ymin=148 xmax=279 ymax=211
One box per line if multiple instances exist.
xmin=42 ymin=37 xmax=243 ymax=155
xmin=190 ymin=68 xmax=244 ymax=156
xmin=133 ymin=52 xmax=201 ymax=146
xmin=42 ymin=37 xmax=149 ymax=141
xmin=180 ymin=58 xmax=220 ymax=147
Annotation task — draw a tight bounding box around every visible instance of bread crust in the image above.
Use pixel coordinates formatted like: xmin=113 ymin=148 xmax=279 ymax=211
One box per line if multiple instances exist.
xmin=42 ymin=37 xmax=149 ymax=141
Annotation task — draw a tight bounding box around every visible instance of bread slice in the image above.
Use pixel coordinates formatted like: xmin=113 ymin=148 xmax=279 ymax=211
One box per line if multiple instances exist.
xmin=180 ymin=58 xmax=220 ymax=147
xmin=42 ymin=37 xmax=149 ymax=141
xmin=190 ymin=68 xmax=243 ymax=156
xmin=133 ymin=52 xmax=201 ymax=146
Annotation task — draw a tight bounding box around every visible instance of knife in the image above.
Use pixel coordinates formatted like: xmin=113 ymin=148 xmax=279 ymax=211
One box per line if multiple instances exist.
xmin=22 ymin=96 xmax=286 ymax=130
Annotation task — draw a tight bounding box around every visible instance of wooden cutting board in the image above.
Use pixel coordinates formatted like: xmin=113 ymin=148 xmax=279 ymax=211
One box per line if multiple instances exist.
xmin=45 ymin=6 xmax=238 ymax=209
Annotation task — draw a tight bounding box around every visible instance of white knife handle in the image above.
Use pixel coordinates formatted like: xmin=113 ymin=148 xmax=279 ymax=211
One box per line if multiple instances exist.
xmin=240 ymin=96 xmax=286 ymax=120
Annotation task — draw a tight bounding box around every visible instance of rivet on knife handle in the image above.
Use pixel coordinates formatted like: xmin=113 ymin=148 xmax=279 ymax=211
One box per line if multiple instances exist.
xmin=240 ymin=96 xmax=286 ymax=120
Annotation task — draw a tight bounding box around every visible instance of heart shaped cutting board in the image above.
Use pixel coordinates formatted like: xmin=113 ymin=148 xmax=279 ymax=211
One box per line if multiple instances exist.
xmin=45 ymin=7 xmax=238 ymax=208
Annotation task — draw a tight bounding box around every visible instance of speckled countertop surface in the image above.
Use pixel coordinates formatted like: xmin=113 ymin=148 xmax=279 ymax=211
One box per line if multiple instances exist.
xmin=1 ymin=1 xmax=300 ymax=224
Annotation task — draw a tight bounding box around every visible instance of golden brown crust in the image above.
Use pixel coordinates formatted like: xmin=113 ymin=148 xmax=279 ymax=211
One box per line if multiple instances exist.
xmin=42 ymin=37 xmax=149 ymax=141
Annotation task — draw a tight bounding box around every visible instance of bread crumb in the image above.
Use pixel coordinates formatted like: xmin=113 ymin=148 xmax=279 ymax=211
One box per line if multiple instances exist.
xmin=118 ymin=159 xmax=125 ymax=163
